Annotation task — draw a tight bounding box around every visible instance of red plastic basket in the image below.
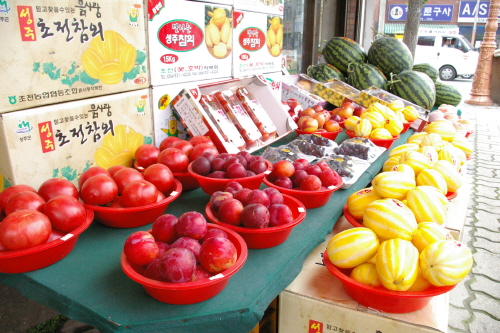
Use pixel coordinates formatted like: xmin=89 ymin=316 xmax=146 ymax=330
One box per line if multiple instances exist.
xmin=205 ymin=194 xmax=306 ymax=249
xmin=121 ymin=224 xmax=248 ymax=304
xmin=0 ymin=208 xmax=94 ymax=273
xmin=342 ymin=204 xmax=363 ymax=228
xmin=173 ymin=171 xmax=200 ymax=191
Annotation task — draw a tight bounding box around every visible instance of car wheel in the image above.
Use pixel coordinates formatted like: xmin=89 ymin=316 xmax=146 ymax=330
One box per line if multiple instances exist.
xmin=439 ymin=66 xmax=457 ymax=81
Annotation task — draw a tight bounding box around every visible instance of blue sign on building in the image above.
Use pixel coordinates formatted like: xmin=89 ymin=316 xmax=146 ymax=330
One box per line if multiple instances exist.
xmin=388 ymin=4 xmax=454 ymax=22
xmin=458 ymin=1 xmax=500 ymax=23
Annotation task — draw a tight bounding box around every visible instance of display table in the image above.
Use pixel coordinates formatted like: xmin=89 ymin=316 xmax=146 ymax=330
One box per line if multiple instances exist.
xmin=0 ymin=130 xmax=414 ymax=333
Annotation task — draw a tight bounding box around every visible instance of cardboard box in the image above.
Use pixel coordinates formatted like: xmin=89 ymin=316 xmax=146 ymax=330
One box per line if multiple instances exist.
xmin=232 ymin=11 xmax=284 ymax=78
xmin=171 ymin=75 xmax=296 ymax=154
xmin=279 ymin=218 xmax=450 ymax=333
xmin=282 ymin=75 xmax=327 ymax=110
xmin=147 ymin=0 xmax=233 ymax=86
xmin=234 ymin=0 xmax=284 ymax=15
xmin=262 ymin=71 xmax=284 ymax=101
xmin=0 ymin=89 xmax=153 ymax=190
xmin=0 ymin=0 xmax=149 ymax=113
xmin=311 ymin=78 xmax=361 ymax=107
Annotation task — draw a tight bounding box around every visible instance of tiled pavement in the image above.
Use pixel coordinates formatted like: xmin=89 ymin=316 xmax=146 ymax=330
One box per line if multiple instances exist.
xmin=1 ymin=102 xmax=500 ymax=333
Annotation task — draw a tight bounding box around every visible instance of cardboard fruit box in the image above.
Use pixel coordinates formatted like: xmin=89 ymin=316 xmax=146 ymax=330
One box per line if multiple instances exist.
xmin=171 ymin=75 xmax=296 ymax=154
xmin=0 ymin=89 xmax=153 ymax=190
xmin=0 ymin=0 xmax=149 ymax=113
xmin=281 ymin=75 xmax=327 ymax=110
xmin=234 ymin=0 xmax=284 ymax=16
xmin=147 ymin=0 xmax=233 ymax=86
xmin=232 ymin=11 xmax=284 ymax=78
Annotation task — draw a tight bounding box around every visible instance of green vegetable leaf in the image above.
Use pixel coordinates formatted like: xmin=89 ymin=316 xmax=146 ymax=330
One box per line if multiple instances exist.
xmin=61 ymin=166 xmax=77 ymax=181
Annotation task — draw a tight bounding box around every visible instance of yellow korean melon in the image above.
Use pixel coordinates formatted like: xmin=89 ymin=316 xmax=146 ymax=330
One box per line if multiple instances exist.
xmin=438 ymin=146 xmax=461 ymax=171
xmin=382 ymin=156 xmax=401 ymax=172
xmin=412 ymin=222 xmax=452 ymax=253
xmin=425 ymin=120 xmax=457 ymax=142
xmin=344 ymin=116 xmax=360 ymax=132
xmin=416 ymin=168 xmax=448 ymax=194
xmin=371 ymin=171 xmax=416 ymax=200
xmin=367 ymin=102 xmax=388 ymax=116
xmin=350 ymin=262 xmax=381 ymax=287
xmin=387 ymin=99 xmax=405 ymax=112
xmin=376 ymin=238 xmax=419 ymax=291
xmin=363 ymin=198 xmax=418 ymax=241
xmin=353 ymin=118 xmax=372 ymax=137
xmin=326 ymin=227 xmax=379 ymax=269
xmin=395 ymin=110 xmax=407 ymax=124
xmin=384 ymin=116 xmax=404 ymax=136
xmin=406 ymin=186 xmax=449 ymax=225
xmin=370 ymin=128 xmax=393 ymax=140
xmin=402 ymin=105 xmax=419 ymax=122
xmin=346 ymin=187 xmax=382 ymax=220
xmin=418 ymin=145 xmax=439 ymax=165
xmin=388 ymin=143 xmax=419 ymax=159
xmin=420 ymin=240 xmax=473 ymax=286
xmin=433 ymin=160 xmax=463 ymax=193
xmin=361 ymin=111 xmax=385 ymax=129
xmin=407 ymin=268 xmax=432 ymax=292
xmin=407 ymin=132 xmax=428 ymax=145
xmin=451 ymin=135 xmax=473 ymax=159
xmin=391 ymin=163 xmax=416 ymax=178
xmin=420 ymin=133 xmax=445 ymax=152
xmin=398 ymin=150 xmax=432 ymax=175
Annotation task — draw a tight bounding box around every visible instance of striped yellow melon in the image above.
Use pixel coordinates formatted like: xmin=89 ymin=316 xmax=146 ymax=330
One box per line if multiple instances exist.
xmin=402 ymin=105 xmax=419 ymax=122
xmin=344 ymin=116 xmax=360 ymax=132
xmin=363 ymin=198 xmax=418 ymax=241
xmin=361 ymin=111 xmax=385 ymax=129
xmin=407 ymin=132 xmax=428 ymax=145
xmin=382 ymin=156 xmax=401 ymax=172
xmin=420 ymin=240 xmax=473 ymax=286
xmin=451 ymin=135 xmax=473 ymax=158
xmin=346 ymin=187 xmax=382 ymax=220
xmin=438 ymin=146 xmax=461 ymax=171
xmin=391 ymin=163 xmax=416 ymax=178
xmin=370 ymin=127 xmax=393 ymax=139
xmin=388 ymin=143 xmax=420 ymax=159
xmin=398 ymin=150 xmax=432 ymax=175
xmin=350 ymin=262 xmax=381 ymax=287
xmin=384 ymin=117 xmax=403 ymax=136
xmin=412 ymin=222 xmax=452 ymax=253
xmin=371 ymin=171 xmax=416 ymax=200
xmin=406 ymin=186 xmax=448 ymax=225
xmin=366 ymin=252 xmax=377 ymax=264
xmin=452 ymin=146 xmax=467 ymax=166
xmin=420 ymin=133 xmax=445 ymax=152
xmin=367 ymin=102 xmax=388 ymax=116
xmin=376 ymin=238 xmax=419 ymax=291
xmin=354 ymin=118 xmax=372 ymax=137
xmin=384 ymin=109 xmax=397 ymax=120
xmin=425 ymin=120 xmax=457 ymax=141
xmin=418 ymin=145 xmax=439 ymax=165
xmin=433 ymin=160 xmax=463 ymax=193
xmin=326 ymin=227 xmax=379 ymax=269
xmin=395 ymin=110 xmax=407 ymax=124
xmin=416 ymin=168 xmax=448 ymax=194
xmin=407 ymin=268 xmax=432 ymax=292
xmin=387 ymin=99 xmax=405 ymax=112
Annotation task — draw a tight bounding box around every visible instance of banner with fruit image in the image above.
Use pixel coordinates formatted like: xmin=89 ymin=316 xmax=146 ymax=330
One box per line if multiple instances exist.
xmin=205 ymin=6 xmax=233 ymax=59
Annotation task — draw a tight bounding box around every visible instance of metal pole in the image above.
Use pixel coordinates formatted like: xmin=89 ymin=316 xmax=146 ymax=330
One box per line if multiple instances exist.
xmin=465 ymin=0 xmax=500 ymax=106
xmin=471 ymin=0 xmax=481 ymax=47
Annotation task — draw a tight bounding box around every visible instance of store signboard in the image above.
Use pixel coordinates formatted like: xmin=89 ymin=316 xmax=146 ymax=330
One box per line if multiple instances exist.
xmin=388 ymin=4 xmax=453 ymax=22
xmin=458 ymin=1 xmax=500 ymax=23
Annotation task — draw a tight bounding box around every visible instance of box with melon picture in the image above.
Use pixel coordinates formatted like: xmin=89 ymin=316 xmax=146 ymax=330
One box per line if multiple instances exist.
xmin=0 ymin=0 xmax=149 ymax=114
xmin=262 ymin=71 xmax=284 ymax=100
xmin=0 ymin=89 xmax=153 ymax=191
xmin=170 ymin=75 xmax=296 ymax=154
xmin=232 ymin=11 xmax=284 ymax=78
xmin=147 ymin=0 xmax=233 ymax=86
xmin=234 ymin=0 xmax=284 ymax=16
xmin=281 ymin=74 xmax=327 ymax=110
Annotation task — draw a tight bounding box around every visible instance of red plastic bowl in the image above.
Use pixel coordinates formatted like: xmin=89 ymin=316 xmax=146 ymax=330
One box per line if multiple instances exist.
xmin=120 ymin=224 xmax=248 ymax=304
xmin=0 ymin=208 xmax=94 ymax=273
xmin=401 ymin=121 xmax=413 ymax=134
xmin=187 ymin=159 xmax=272 ymax=196
xmin=205 ymin=194 xmax=307 ymax=249
xmin=342 ymin=204 xmax=363 ymax=228
xmin=338 ymin=118 xmax=347 ymax=129
xmin=322 ymin=249 xmax=456 ymax=313
xmin=262 ymin=174 xmax=343 ymax=209
xmin=296 ymin=129 xmax=342 ymax=141
xmin=173 ymin=171 xmax=200 ymax=191
xmin=446 ymin=191 xmax=458 ymax=201
xmin=345 ymin=130 xmax=399 ymax=150
xmin=83 ymin=178 xmax=182 ymax=228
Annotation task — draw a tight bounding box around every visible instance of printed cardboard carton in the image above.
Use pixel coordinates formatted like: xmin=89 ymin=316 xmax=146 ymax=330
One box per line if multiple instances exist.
xmin=234 ymin=0 xmax=284 ymax=15
xmin=0 ymin=0 xmax=149 ymax=113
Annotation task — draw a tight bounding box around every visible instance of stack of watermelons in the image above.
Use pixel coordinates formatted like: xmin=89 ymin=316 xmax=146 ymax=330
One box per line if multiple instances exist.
xmin=319 ymin=36 xmax=462 ymax=109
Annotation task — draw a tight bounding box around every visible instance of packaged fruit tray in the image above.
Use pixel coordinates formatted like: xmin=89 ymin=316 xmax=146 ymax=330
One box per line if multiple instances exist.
xmin=333 ymin=137 xmax=385 ymax=163
xmin=317 ymin=155 xmax=371 ymax=190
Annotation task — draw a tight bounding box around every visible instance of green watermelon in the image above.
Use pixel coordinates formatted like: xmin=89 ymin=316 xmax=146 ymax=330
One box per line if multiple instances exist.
xmin=347 ymin=62 xmax=388 ymax=90
xmin=389 ymin=70 xmax=436 ymax=110
xmin=321 ymin=37 xmax=367 ymax=76
xmin=367 ymin=37 xmax=413 ymax=77
xmin=434 ymin=81 xmax=462 ymax=107
xmin=413 ymin=63 xmax=439 ymax=83
xmin=307 ymin=63 xmax=346 ymax=82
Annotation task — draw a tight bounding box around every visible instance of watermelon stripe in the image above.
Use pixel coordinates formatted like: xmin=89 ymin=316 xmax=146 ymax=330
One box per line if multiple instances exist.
xmin=323 ymin=37 xmax=366 ymax=74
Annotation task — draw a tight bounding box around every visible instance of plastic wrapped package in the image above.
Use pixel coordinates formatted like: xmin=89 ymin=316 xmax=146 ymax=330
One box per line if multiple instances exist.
xmin=289 ymin=134 xmax=338 ymax=158
xmin=295 ymin=134 xmax=338 ymax=148
xmin=214 ymin=90 xmax=263 ymax=150
xmin=317 ymin=155 xmax=372 ymax=189
xmin=260 ymin=145 xmax=307 ymax=164
xmin=235 ymin=87 xmax=277 ymax=142
xmin=333 ymin=137 xmax=384 ymax=162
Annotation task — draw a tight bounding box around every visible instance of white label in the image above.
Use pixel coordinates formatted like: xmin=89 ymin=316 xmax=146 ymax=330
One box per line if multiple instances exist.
xmin=174 ymin=95 xmax=209 ymax=136
xmin=297 ymin=207 xmax=306 ymax=213
xmin=61 ymin=234 xmax=74 ymax=241
xmin=209 ymin=273 xmax=225 ymax=280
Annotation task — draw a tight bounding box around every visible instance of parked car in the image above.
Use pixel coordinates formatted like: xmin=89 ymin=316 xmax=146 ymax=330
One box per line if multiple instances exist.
xmin=414 ymin=34 xmax=479 ymax=81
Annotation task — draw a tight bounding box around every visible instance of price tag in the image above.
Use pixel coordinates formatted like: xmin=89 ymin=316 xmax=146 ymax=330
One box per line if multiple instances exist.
xmin=209 ymin=273 xmax=224 ymax=280
xmin=297 ymin=207 xmax=306 ymax=213
xmin=61 ymin=233 xmax=74 ymax=241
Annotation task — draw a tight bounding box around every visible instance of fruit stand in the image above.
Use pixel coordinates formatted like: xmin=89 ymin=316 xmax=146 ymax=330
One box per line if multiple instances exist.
xmin=0 ymin=130 xmax=415 ymax=333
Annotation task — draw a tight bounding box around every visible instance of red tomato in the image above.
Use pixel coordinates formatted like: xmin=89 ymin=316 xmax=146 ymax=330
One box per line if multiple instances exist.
xmin=5 ymin=191 xmax=46 ymax=216
xmin=0 ymin=185 xmax=37 ymax=212
xmin=135 ymin=144 xmax=160 ymax=169
xmin=0 ymin=209 xmax=52 ymax=250
xmin=80 ymin=174 xmax=118 ymax=205
xmin=159 ymin=136 xmax=181 ymax=151
xmin=37 ymin=178 xmax=79 ymax=202
xmin=157 ymin=148 xmax=189 ymax=173
xmin=188 ymin=143 xmax=219 ymax=162
xmin=78 ymin=166 xmax=110 ymax=189
xmin=107 ymin=165 xmax=126 ymax=178
xmin=172 ymin=140 xmax=194 ymax=156
xmin=108 ymin=196 xmax=124 ymax=208
xmin=143 ymin=163 xmax=174 ymax=193
xmin=43 ymin=195 xmax=87 ymax=232
xmin=121 ymin=180 xmax=158 ymax=207
xmin=188 ymin=135 xmax=214 ymax=147
xmin=157 ymin=191 xmax=166 ymax=202
xmin=112 ymin=167 xmax=144 ymax=194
